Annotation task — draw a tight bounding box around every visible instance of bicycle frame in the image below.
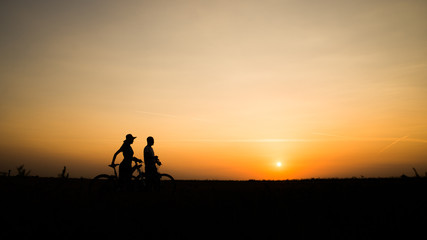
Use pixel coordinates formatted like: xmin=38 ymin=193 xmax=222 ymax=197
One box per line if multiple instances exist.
xmin=132 ymin=162 xmax=145 ymax=179
xmin=112 ymin=165 xmax=119 ymax=179
xmin=91 ymin=159 xmax=175 ymax=193
xmin=109 ymin=158 xmax=143 ymax=179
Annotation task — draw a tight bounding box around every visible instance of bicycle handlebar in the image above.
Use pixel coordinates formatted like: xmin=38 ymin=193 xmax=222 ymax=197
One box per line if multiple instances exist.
xmin=109 ymin=163 xmax=119 ymax=168
xmin=109 ymin=158 xmax=143 ymax=168
xmin=109 ymin=157 xmax=161 ymax=170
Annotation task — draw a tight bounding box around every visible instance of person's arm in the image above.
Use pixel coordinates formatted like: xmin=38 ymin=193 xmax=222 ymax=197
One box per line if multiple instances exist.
xmin=149 ymin=147 xmax=161 ymax=165
xmin=110 ymin=147 xmax=122 ymax=167
xmin=133 ymin=156 xmax=142 ymax=163
xmin=143 ymin=146 xmax=150 ymax=162
xmin=154 ymin=156 xmax=162 ymax=166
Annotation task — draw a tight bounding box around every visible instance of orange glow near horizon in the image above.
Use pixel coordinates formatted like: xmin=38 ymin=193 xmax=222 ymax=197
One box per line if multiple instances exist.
xmin=1 ymin=1 xmax=427 ymax=179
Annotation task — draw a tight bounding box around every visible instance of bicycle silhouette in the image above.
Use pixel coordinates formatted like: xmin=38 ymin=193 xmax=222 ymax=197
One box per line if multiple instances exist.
xmin=90 ymin=157 xmax=175 ymax=193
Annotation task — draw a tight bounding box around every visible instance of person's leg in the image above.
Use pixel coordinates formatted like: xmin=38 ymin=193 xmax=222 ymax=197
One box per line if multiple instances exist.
xmin=145 ymin=166 xmax=157 ymax=191
xmin=119 ymin=165 xmax=132 ymax=191
xmin=153 ymin=168 xmax=160 ymax=189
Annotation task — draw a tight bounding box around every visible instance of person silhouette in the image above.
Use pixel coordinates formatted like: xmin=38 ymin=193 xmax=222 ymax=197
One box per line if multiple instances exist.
xmin=111 ymin=134 xmax=141 ymax=189
xmin=144 ymin=136 xmax=161 ymax=189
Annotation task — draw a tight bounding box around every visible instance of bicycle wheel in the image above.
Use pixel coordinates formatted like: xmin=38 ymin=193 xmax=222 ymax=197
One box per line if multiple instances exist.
xmin=132 ymin=175 xmax=147 ymax=191
xmin=89 ymin=174 xmax=118 ymax=194
xmin=158 ymin=173 xmax=176 ymax=194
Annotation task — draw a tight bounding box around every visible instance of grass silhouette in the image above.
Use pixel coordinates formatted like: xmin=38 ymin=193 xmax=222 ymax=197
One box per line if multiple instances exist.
xmin=1 ymin=177 xmax=427 ymax=239
xmin=16 ymin=165 xmax=31 ymax=177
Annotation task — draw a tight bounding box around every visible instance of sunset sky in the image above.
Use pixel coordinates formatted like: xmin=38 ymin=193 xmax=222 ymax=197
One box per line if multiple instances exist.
xmin=1 ymin=0 xmax=427 ymax=179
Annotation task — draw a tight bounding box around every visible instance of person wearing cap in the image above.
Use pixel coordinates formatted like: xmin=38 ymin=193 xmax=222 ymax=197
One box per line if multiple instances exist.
xmin=111 ymin=134 xmax=141 ymax=188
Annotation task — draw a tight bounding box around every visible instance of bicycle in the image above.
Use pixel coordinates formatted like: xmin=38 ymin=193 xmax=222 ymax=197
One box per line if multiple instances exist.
xmin=133 ymin=158 xmax=175 ymax=193
xmin=90 ymin=157 xmax=175 ymax=194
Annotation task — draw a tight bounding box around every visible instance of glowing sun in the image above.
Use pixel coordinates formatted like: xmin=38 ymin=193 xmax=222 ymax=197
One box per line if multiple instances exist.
xmin=276 ymin=162 xmax=282 ymax=167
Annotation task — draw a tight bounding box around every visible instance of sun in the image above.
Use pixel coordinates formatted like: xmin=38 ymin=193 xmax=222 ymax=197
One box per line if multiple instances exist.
xmin=276 ymin=162 xmax=282 ymax=167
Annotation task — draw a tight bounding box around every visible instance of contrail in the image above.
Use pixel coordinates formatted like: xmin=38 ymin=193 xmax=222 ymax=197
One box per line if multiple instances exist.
xmin=405 ymin=138 xmax=427 ymax=143
xmin=379 ymin=136 xmax=409 ymax=153
xmin=312 ymin=132 xmax=427 ymax=144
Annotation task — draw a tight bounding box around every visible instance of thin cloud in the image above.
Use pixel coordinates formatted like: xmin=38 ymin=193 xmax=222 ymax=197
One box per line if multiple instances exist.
xmin=312 ymin=132 xmax=427 ymax=143
xmin=157 ymin=129 xmax=427 ymax=145
xmin=175 ymin=138 xmax=323 ymax=143
xmin=379 ymin=136 xmax=408 ymax=153
xmin=136 ymin=111 xmax=179 ymax=119
xmin=172 ymin=136 xmax=427 ymax=144
xmin=312 ymin=132 xmax=347 ymax=138
xmin=312 ymin=133 xmax=427 ymax=153
xmin=136 ymin=111 xmax=209 ymax=122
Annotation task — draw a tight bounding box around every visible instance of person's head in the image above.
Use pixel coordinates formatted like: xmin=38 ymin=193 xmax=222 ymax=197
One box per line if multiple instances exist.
xmin=147 ymin=136 xmax=154 ymax=146
xmin=125 ymin=134 xmax=137 ymax=144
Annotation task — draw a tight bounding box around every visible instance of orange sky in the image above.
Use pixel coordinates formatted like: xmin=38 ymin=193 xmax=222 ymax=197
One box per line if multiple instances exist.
xmin=1 ymin=0 xmax=427 ymax=179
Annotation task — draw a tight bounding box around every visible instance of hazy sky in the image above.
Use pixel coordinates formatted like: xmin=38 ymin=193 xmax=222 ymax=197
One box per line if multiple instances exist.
xmin=1 ymin=0 xmax=427 ymax=179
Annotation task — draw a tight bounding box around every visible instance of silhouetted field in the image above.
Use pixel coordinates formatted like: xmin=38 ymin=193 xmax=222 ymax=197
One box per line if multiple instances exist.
xmin=1 ymin=177 xmax=426 ymax=239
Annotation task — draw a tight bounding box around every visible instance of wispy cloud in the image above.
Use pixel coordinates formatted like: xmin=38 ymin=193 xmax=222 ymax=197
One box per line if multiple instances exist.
xmin=312 ymin=132 xmax=427 ymax=153
xmin=378 ymin=136 xmax=409 ymax=153
xmin=169 ymin=134 xmax=427 ymax=145
xmin=136 ymin=111 xmax=208 ymax=122
xmin=176 ymin=138 xmax=321 ymax=143
xmin=178 ymin=137 xmax=427 ymax=144
xmin=312 ymin=132 xmax=427 ymax=143
xmin=312 ymin=132 xmax=347 ymax=138
xmin=168 ymin=133 xmax=427 ymax=144
xmin=136 ymin=111 xmax=179 ymax=119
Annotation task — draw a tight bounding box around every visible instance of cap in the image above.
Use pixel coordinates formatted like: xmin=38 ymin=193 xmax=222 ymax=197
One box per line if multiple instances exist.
xmin=126 ymin=134 xmax=137 ymax=140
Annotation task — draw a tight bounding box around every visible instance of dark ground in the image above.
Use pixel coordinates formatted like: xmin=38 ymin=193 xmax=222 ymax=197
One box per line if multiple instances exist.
xmin=1 ymin=177 xmax=426 ymax=239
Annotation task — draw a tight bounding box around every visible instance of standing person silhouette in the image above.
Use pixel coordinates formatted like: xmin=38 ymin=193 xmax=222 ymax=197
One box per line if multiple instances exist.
xmin=111 ymin=134 xmax=141 ymax=189
xmin=144 ymin=136 xmax=161 ymax=189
